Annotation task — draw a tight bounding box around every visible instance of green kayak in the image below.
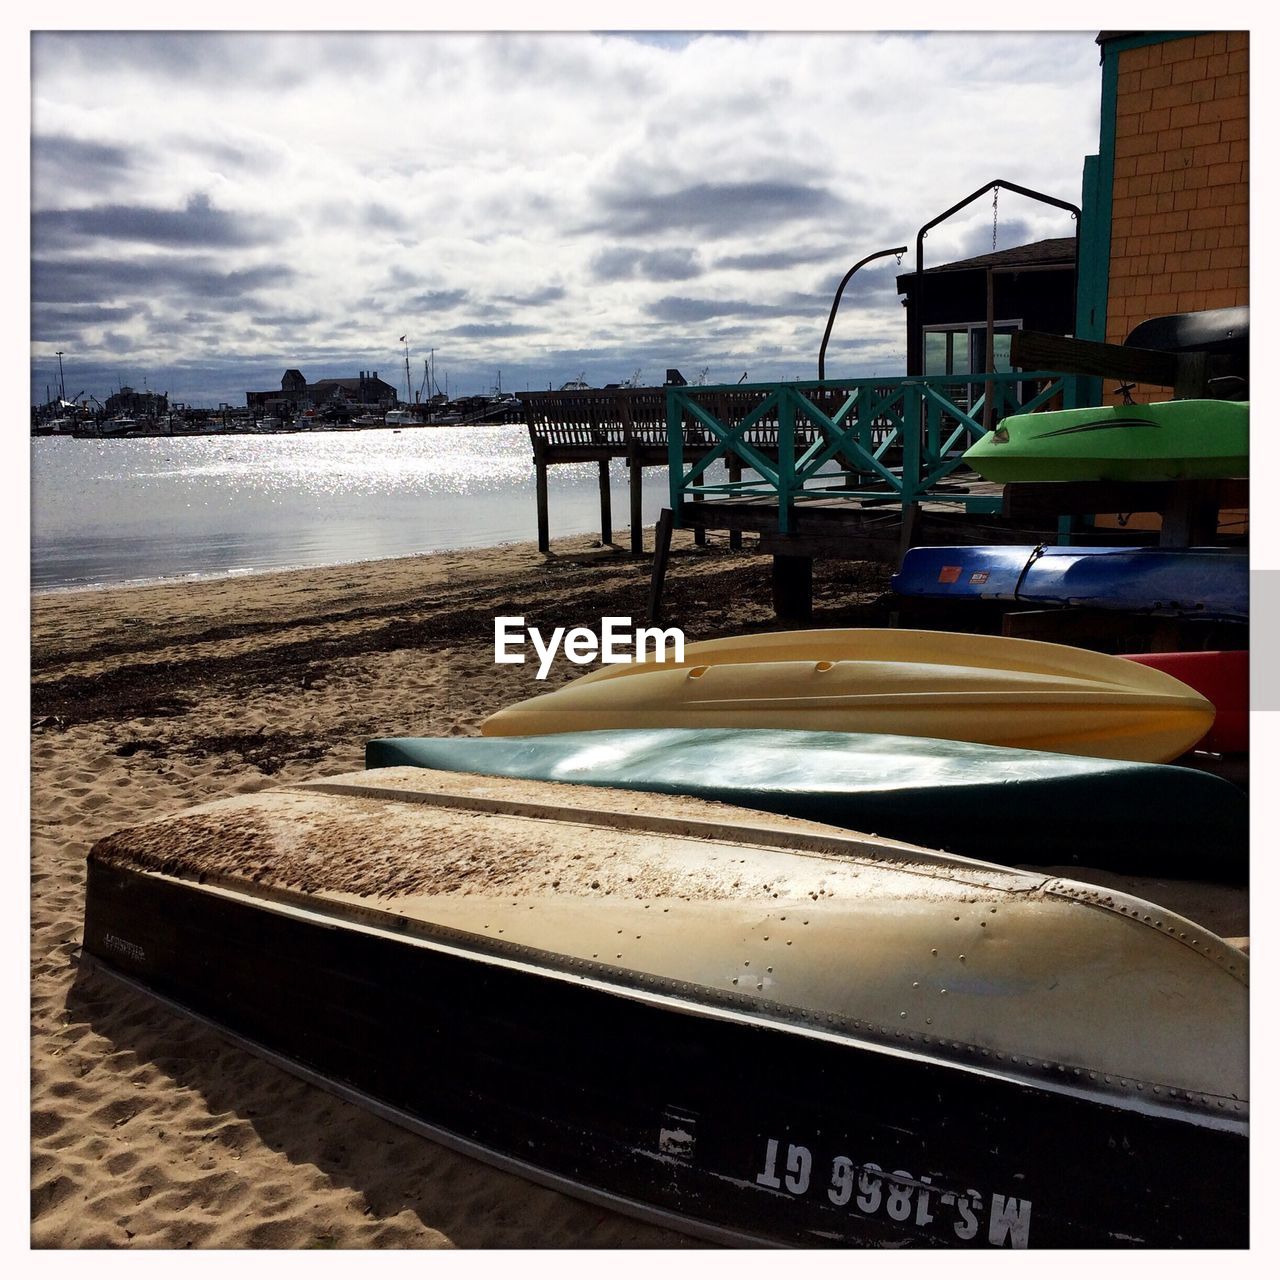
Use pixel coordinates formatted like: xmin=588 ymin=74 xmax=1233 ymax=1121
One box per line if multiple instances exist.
xmin=366 ymin=729 xmax=1247 ymax=879
xmin=962 ymin=399 xmax=1248 ymax=483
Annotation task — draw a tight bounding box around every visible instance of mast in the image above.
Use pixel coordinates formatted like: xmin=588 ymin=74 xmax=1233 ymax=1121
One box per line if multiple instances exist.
xmin=55 ymin=350 xmax=66 ymax=402
xmin=400 ymin=335 xmax=411 ymax=404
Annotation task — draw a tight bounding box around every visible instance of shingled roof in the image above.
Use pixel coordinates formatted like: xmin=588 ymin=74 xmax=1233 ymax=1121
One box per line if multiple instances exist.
xmin=897 ymin=237 xmax=1076 ymax=290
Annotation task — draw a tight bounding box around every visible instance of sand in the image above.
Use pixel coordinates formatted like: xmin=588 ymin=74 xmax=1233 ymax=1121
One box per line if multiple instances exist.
xmin=30 ymin=531 xmax=1247 ymax=1248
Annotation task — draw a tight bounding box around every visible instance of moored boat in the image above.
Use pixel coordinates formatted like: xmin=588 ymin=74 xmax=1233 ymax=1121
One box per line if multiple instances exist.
xmin=81 ymin=768 xmax=1248 ymax=1248
xmin=480 ymin=629 xmax=1215 ymax=763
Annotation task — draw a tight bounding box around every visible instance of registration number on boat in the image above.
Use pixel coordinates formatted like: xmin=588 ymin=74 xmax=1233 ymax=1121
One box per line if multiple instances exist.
xmin=754 ymin=1136 xmax=1032 ymax=1248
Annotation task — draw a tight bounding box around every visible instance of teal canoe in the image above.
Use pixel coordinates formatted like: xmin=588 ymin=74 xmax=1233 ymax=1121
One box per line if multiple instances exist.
xmin=962 ymin=399 xmax=1248 ymax=483
xmin=366 ymin=729 xmax=1246 ymax=880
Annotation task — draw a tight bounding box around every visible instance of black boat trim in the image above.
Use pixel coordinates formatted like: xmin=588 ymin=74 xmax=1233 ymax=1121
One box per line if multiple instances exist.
xmin=108 ymin=866 xmax=1247 ymax=1135
xmin=1033 ymin=418 xmax=1161 ymax=438
xmin=79 ymin=952 xmax=777 ymax=1250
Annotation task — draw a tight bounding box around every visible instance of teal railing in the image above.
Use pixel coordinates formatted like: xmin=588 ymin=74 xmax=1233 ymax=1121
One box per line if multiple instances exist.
xmin=666 ymin=372 xmax=1081 ymax=533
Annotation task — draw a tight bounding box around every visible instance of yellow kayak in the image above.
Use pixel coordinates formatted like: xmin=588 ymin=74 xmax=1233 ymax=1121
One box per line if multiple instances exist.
xmin=481 ymin=629 xmax=1214 ymax=762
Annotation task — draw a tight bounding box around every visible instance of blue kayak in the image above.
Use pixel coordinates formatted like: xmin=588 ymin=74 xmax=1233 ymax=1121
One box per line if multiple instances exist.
xmin=892 ymin=545 xmax=1248 ymax=621
xmin=366 ymin=728 xmax=1247 ymax=879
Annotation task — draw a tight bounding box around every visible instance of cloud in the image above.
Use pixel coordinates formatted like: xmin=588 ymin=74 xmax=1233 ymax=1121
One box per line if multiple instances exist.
xmin=584 ymin=179 xmax=851 ymax=239
xmin=444 ymin=322 xmax=543 ymax=339
xmin=32 ymin=255 xmax=291 ymax=306
xmin=590 ymin=246 xmax=703 ymax=282
xmin=409 ymin=288 xmax=471 ymax=310
xmin=34 ymin=193 xmax=285 ymax=251
xmin=644 ymin=295 xmax=813 ymax=323
xmin=714 ymin=244 xmax=848 ymax=272
xmin=31 ymin=134 xmax=135 ymax=198
xmin=501 ymin=286 xmax=567 ymax=306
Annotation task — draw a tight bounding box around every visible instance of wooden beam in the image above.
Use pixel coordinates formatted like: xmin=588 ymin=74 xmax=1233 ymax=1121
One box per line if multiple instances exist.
xmin=647 ymin=508 xmax=674 ymax=623
xmin=535 ymin=452 xmax=550 ymax=554
xmin=1002 ymin=478 xmax=1248 ymax=521
xmin=598 ymin=458 xmax=612 ymax=544
xmin=771 ymin=555 xmax=813 ymax=623
xmin=1011 ymin=330 xmax=1179 ymax=386
xmin=628 ymin=446 xmax=644 ymax=555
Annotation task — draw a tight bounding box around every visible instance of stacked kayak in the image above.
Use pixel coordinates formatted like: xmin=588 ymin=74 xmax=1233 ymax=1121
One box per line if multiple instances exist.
xmin=82 ymin=767 xmax=1249 ymax=1247
xmin=480 ymin=629 xmax=1215 ymax=764
xmin=367 ymin=729 xmax=1247 ymax=878
xmin=893 ymin=545 xmax=1248 ymax=623
xmin=961 ymin=399 xmax=1248 ymax=484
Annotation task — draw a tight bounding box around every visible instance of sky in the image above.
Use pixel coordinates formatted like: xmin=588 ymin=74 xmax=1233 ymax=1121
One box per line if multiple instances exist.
xmin=29 ymin=30 xmax=1104 ymax=408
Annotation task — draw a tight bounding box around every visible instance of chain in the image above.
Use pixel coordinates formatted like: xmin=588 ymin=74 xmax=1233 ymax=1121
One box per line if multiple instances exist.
xmin=992 ymin=187 xmax=999 ymax=252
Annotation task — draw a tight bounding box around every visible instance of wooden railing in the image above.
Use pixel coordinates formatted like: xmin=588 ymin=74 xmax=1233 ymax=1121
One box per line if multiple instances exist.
xmin=665 ymin=373 xmax=1082 ymax=533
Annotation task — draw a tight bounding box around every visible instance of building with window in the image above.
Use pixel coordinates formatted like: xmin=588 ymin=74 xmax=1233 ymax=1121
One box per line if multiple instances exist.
xmin=895 ymin=237 xmax=1077 ymax=404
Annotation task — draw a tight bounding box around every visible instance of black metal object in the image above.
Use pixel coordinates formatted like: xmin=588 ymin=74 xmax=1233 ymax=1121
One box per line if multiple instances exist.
xmin=912 ymin=181 xmax=1082 ymax=376
xmin=818 ymin=246 xmax=908 ymax=380
xmin=84 ymin=857 xmax=1249 ymax=1249
xmin=1125 ymin=306 xmax=1249 ymax=357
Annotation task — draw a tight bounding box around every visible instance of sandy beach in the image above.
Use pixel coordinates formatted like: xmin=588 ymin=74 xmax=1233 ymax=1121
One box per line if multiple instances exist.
xmin=30 ymin=531 xmax=1247 ymax=1248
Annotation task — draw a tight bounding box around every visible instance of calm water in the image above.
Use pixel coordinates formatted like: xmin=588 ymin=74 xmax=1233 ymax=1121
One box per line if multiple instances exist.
xmin=30 ymin=426 xmax=677 ymax=591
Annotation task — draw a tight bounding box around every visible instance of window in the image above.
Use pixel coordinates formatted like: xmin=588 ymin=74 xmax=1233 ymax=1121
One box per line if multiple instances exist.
xmin=923 ymin=321 xmax=1023 ymax=420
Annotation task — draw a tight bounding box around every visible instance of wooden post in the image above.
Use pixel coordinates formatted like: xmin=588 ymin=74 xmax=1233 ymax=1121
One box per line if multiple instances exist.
xmin=692 ymin=485 xmax=706 ymax=545
xmin=647 ymin=508 xmax=675 ymax=623
xmin=898 ymin=502 xmax=921 ymax=564
xmin=728 ymin=458 xmax=742 ymax=549
xmin=1160 ymin=481 xmax=1219 ymax=547
xmin=628 ymin=442 xmax=644 ymax=555
xmin=772 ymin=554 xmax=813 ymax=623
xmin=598 ymin=458 xmax=612 ymax=544
xmin=535 ymin=447 xmax=550 ymax=554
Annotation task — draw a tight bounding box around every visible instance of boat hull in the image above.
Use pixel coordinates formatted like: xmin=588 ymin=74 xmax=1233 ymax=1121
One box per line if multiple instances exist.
xmin=366 ymin=730 xmax=1247 ymax=879
xmin=480 ymin=629 xmax=1215 ymax=763
xmin=1122 ymin=650 xmax=1248 ymax=754
xmin=83 ymin=858 xmax=1246 ymax=1249
xmin=79 ymin=769 xmax=1247 ymax=1249
xmin=961 ymin=400 xmax=1248 ymax=483
xmin=893 ymin=546 xmax=1248 ymax=623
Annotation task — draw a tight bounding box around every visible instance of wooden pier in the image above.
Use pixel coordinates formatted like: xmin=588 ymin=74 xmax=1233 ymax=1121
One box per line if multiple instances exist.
xmin=520 ymin=386 xmax=877 ymax=555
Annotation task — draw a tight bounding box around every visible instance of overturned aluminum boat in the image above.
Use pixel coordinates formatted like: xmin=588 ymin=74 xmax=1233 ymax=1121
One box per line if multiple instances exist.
xmin=81 ymin=767 xmax=1248 ymax=1248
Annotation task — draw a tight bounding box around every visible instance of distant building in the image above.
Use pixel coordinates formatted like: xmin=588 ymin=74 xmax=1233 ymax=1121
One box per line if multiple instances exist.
xmin=245 ymin=369 xmax=398 ymax=413
xmin=104 ymin=385 xmax=169 ymax=417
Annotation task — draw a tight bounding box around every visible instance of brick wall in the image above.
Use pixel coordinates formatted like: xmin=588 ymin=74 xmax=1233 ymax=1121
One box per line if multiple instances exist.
xmin=1106 ymin=32 xmax=1248 ymax=402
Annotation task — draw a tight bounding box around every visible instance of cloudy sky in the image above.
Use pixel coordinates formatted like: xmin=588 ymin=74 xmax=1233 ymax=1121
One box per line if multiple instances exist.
xmin=30 ymin=30 xmax=1103 ymax=408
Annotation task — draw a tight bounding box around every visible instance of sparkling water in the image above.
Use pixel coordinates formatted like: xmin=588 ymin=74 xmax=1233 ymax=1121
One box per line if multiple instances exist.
xmin=31 ymin=425 xmax=677 ymax=590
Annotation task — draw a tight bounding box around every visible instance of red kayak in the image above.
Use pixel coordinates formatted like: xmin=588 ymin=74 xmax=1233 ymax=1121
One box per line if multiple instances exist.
xmin=1121 ymin=651 xmax=1248 ymax=753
